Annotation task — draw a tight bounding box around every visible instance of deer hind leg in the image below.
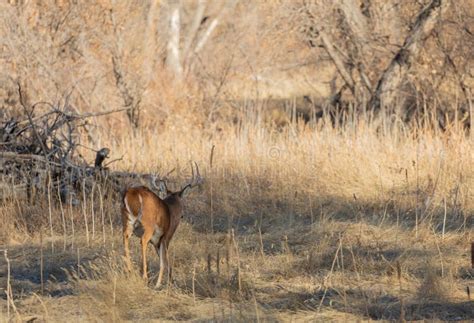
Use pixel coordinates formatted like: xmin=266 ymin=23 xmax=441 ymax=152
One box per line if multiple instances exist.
xmin=155 ymin=241 xmax=168 ymax=288
xmin=141 ymin=230 xmax=153 ymax=282
xmin=122 ymin=194 xmax=143 ymax=272
xmin=123 ymin=224 xmax=133 ymax=272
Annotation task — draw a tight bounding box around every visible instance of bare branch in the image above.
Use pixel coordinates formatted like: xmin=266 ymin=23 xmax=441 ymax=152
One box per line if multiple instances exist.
xmin=194 ymin=0 xmax=237 ymax=55
xmin=182 ymin=0 xmax=207 ymax=65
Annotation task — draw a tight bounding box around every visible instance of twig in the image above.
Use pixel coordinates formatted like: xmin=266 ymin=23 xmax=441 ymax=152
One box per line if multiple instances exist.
xmin=32 ymin=292 xmax=49 ymax=320
xmin=72 ymin=106 xmax=135 ymax=119
xmin=104 ymin=154 xmax=125 ymax=167
xmin=40 ymin=231 xmax=44 ymax=295
xmin=18 ymin=83 xmax=52 ymax=163
xmin=4 ymin=249 xmax=11 ymax=318
xmin=16 ymin=106 xmax=134 ymax=127
xmin=318 ymin=235 xmax=343 ymax=311
xmin=0 ymin=152 xmax=62 ymax=166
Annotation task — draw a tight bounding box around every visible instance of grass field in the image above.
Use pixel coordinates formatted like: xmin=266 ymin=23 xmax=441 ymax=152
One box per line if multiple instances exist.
xmin=1 ymin=0 xmax=473 ymax=321
xmin=1 ymin=115 xmax=473 ymax=321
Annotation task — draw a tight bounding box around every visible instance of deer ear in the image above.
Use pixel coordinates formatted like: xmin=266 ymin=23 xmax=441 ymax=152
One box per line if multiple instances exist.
xmin=179 ymin=184 xmax=192 ymax=198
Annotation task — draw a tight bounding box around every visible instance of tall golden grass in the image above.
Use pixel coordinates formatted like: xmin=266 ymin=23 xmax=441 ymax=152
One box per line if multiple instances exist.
xmin=1 ymin=107 xmax=473 ymax=321
xmin=108 ymin=112 xmax=473 ymax=225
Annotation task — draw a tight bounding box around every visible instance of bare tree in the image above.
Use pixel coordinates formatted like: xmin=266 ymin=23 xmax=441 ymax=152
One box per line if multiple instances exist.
xmin=299 ymin=0 xmax=456 ymax=122
xmin=370 ymin=0 xmax=449 ymax=113
xmin=163 ymin=0 xmax=238 ymax=81
xmin=109 ymin=1 xmax=143 ymax=128
xmin=302 ymin=3 xmax=355 ymax=95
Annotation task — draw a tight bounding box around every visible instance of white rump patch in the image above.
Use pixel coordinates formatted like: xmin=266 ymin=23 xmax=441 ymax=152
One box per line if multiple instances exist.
xmin=124 ymin=194 xmax=143 ymax=228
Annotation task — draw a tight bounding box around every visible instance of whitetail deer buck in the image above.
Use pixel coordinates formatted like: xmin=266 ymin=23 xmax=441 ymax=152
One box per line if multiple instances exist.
xmin=121 ymin=163 xmax=202 ymax=288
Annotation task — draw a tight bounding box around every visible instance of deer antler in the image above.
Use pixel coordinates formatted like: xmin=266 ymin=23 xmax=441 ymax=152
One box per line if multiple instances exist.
xmin=150 ymin=174 xmax=163 ymax=191
xmin=150 ymin=167 xmax=176 ymax=193
xmin=181 ymin=161 xmax=203 ymax=191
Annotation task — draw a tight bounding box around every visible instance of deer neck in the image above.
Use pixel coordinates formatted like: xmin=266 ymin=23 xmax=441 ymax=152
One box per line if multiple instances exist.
xmin=164 ymin=197 xmax=183 ymax=221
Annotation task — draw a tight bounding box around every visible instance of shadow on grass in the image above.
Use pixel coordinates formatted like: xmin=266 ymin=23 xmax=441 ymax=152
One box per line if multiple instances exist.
xmin=0 ymin=243 xmax=102 ymax=299
xmin=255 ymin=285 xmax=474 ymax=320
xmin=188 ymin=189 xmax=473 ymax=238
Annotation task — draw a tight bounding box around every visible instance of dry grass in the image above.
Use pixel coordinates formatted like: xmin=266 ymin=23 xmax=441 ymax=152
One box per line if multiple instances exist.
xmin=0 ymin=1 xmax=473 ymax=320
xmin=1 ymin=115 xmax=473 ymax=321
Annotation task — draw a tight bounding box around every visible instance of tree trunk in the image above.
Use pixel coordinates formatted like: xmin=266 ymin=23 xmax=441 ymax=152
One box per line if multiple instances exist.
xmin=142 ymin=0 xmax=160 ymax=84
xmin=304 ymin=5 xmax=355 ymax=96
xmin=370 ymin=0 xmax=449 ymax=113
xmin=318 ymin=30 xmax=356 ymax=95
xmin=338 ymin=0 xmax=369 ymax=51
xmin=182 ymin=0 xmax=207 ymax=70
xmin=337 ymin=0 xmax=373 ymax=95
xmin=166 ymin=0 xmax=183 ymax=80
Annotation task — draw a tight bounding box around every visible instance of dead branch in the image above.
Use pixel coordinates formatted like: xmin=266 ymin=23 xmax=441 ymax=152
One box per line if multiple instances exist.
xmin=303 ymin=5 xmax=356 ymax=95
xmin=1 ymin=87 xmax=153 ymax=203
